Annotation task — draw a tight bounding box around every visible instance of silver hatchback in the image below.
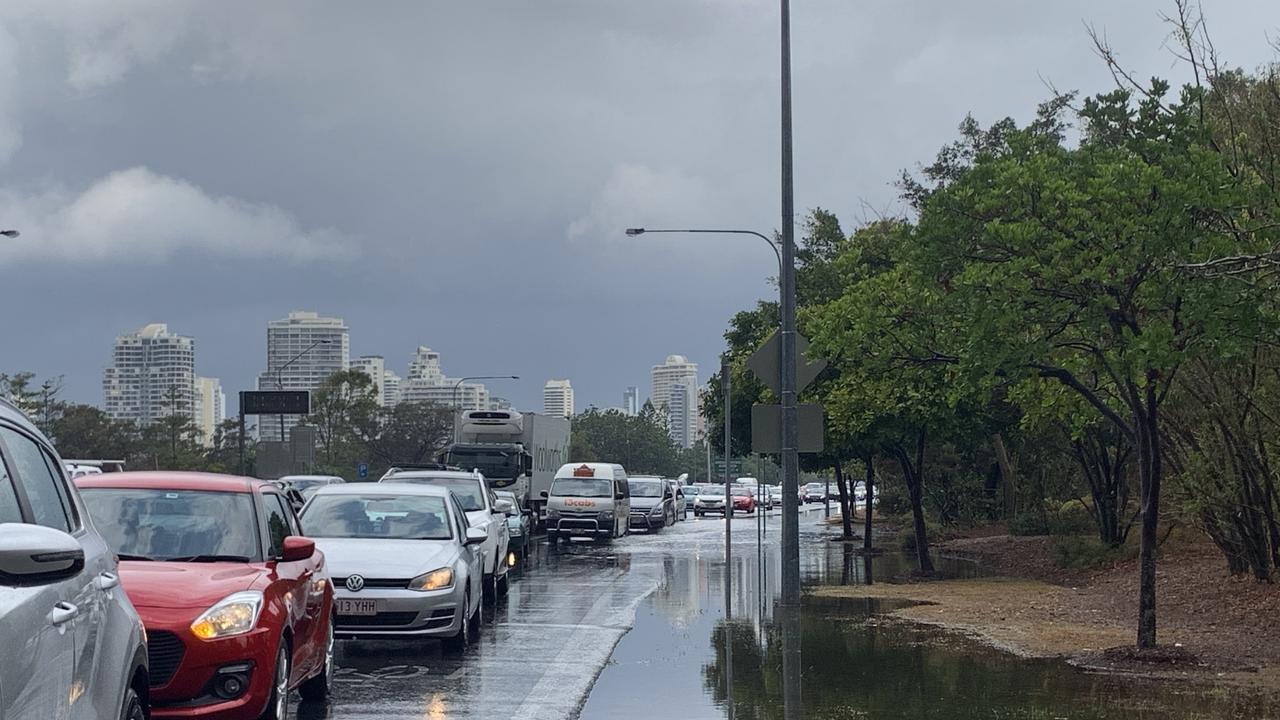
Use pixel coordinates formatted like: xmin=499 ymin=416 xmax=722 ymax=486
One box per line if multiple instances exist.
xmin=300 ymin=483 xmax=487 ymax=649
xmin=0 ymin=399 xmax=149 ymax=719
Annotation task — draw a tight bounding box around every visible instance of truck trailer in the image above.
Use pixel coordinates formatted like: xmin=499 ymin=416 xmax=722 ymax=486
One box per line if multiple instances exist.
xmin=440 ymin=409 xmax=571 ymax=520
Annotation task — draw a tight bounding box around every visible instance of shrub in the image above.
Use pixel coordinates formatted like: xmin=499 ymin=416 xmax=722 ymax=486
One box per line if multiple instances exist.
xmin=897 ymin=518 xmax=942 ymax=552
xmin=1009 ymin=511 xmax=1048 ymax=536
xmin=1048 ymin=500 xmax=1095 ymax=536
xmin=1050 ymin=535 xmax=1133 ymax=570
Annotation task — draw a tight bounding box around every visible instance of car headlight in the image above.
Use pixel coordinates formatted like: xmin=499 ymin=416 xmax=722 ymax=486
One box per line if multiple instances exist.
xmin=190 ymin=591 xmax=264 ymax=640
xmin=546 ymin=508 xmax=560 ymax=519
xmin=409 ymin=568 xmax=454 ymax=592
xmin=649 ymin=506 xmax=664 ymax=516
xmin=598 ymin=510 xmax=614 ymax=520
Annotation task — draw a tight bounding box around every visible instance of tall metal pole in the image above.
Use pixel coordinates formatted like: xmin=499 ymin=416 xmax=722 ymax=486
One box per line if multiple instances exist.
xmin=779 ymin=0 xmax=799 ymax=610
xmin=779 ymin=1 xmax=802 ymax=717
xmin=722 ymin=355 xmax=733 ymax=618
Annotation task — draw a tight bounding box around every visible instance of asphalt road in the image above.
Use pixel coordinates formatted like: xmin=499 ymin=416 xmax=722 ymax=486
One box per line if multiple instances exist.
xmin=294 ymin=507 xmax=805 ymax=720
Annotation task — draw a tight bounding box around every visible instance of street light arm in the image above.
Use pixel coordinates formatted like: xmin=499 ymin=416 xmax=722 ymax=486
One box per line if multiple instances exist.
xmin=625 ymin=228 xmax=782 ymax=275
xmin=275 ymin=339 xmax=332 ymax=389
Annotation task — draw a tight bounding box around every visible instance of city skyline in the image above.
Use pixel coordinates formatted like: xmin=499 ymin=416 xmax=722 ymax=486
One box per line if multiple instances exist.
xmin=78 ymin=312 xmax=708 ymax=420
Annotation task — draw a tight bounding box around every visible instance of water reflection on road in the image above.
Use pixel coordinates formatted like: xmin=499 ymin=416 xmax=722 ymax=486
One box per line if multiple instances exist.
xmin=581 ymin=512 xmax=1280 ymax=720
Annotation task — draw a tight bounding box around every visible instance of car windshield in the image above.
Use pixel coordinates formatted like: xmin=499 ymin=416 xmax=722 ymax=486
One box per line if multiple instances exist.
xmin=80 ymin=488 xmax=260 ymax=562
xmin=444 ymin=448 xmax=520 ymax=479
xmin=301 ymin=495 xmax=452 ymax=540
xmin=701 ymin=487 xmax=725 ymax=497
xmin=388 ymin=476 xmax=484 ymax=511
xmin=628 ymin=480 xmax=664 ymax=498
xmin=550 ymin=477 xmax=613 ymax=498
xmin=732 ymin=487 xmax=753 ymax=496
xmin=684 ymin=486 xmax=700 ymax=495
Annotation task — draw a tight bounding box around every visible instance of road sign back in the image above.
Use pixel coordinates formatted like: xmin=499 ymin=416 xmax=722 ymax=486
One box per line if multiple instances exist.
xmin=746 ymin=331 xmax=828 ymax=395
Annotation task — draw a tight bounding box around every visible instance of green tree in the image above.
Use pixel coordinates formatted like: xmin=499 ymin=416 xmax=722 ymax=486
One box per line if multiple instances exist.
xmin=49 ymin=404 xmax=140 ymax=461
xmin=902 ymin=83 xmax=1276 ymax=646
xmin=304 ymin=370 xmax=380 ymax=468
xmin=360 ymin=400 xmax=453 ymax=477
xmin=570 ymin=406 xmax=682 ymax=476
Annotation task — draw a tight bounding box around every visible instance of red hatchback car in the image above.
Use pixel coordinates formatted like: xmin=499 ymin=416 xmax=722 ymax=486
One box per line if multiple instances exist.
xmin=76 ymin=472 xmax=335 ymax=720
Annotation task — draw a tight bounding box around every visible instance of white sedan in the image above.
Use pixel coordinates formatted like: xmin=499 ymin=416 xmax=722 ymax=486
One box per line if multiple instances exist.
xmin=300 ymin=484 xmax=486 ymax=649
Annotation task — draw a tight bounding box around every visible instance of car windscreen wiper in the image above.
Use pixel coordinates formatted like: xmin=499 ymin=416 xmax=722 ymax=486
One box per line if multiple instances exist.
xmin=116 ymin=553 xmax=155 ymax=561
xmin=170 ymin=554 xmax=253 ymax=563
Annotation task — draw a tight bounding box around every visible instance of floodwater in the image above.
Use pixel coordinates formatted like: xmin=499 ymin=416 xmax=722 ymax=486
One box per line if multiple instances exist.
xmin=580 ymin=511 xmax=1279 ymax=720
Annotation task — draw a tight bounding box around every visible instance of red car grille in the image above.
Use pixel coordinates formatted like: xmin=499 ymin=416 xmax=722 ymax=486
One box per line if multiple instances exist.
xmin=146 ymin=630 xmax=185 ymax=688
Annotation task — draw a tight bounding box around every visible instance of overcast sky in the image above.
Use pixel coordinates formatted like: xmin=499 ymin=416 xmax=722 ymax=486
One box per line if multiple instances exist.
xmin=0 ymin=1 xmax=1276 ymax=413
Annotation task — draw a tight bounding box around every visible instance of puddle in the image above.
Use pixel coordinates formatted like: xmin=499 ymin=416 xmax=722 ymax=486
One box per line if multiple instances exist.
xmin=580 ymin=521 xmax=1280 ymax=720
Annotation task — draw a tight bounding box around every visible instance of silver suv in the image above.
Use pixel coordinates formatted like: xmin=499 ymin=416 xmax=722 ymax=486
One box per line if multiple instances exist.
xmin=0 ymin=399 xmax=148 ymax=719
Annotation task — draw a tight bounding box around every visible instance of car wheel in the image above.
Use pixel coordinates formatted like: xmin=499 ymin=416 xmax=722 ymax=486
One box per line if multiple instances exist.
xmin=120 ymin=685 xmax=145 ymax=720
xmin=298 ymin=618 xmax=334 ymax=702
xmin=261 ymin=640 xmax=291 ymax=720
xmin=444 ymin=590 xmax=473 ymax=652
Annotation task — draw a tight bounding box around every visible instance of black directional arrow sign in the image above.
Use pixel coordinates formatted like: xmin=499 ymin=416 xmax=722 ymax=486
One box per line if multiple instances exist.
xmin=747 ymin=331 xmax=829 ymax=454
xmin=746 ymin=330 xmax=828 ymax=395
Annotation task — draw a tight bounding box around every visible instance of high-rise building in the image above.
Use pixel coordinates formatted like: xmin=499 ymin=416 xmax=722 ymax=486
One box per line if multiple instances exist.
xmin=543 ymin=379 xmax=575 ymax=418
xmin=351 ymin=356 xmax=386 ymax=406
xmin=623 ymin=386 xmax=639 ymax=416
xmin=399 ymin=346 xmax=490 ymax=410
xmin=652 ymin=355 xmax=699 ymax=448
xmin=489 ymin=396 xmax=513 ymax=411
xmin=103 ymin=323 xmax=196 ymax=426
xmin=382 ymin=370 xmax=402 ymax=407
xmin=194 ymin=377 xmax=226 ymax=447
xmin=256 ymin=311 xmax=349 ymax=441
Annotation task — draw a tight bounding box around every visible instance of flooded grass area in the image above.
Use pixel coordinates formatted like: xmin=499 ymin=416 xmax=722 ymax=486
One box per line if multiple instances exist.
xmin=580 ymin=517 xmax=1280 ymax=720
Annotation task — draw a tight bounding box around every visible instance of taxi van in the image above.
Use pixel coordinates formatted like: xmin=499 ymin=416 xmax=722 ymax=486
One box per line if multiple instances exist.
xmin=543 ymin=462 xmax=631 ymax=542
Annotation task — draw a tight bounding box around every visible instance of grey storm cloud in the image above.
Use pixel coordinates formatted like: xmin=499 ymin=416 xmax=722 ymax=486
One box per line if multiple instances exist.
xmin=0 ymin=1 xmax=1276 ymax=412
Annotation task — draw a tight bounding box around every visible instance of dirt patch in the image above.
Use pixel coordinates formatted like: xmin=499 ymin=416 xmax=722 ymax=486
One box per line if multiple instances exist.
xmin=813 ymin=578 xmax=1131 ymax=660
xmin=814 ymin=533 xmax=1280 ymax=685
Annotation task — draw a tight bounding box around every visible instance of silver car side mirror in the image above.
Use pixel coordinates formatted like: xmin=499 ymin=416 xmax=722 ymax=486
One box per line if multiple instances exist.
xmin=494 ymin=499 xmax=515 ymax=515
xmin=0 ymin=523 xmax=85 ymax=583
xmin=464 ymin=527 xmax=487 ymax=546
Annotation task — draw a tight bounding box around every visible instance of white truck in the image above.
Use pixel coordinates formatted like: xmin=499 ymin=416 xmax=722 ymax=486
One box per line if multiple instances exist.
xmin=440 ymin=410 xmax=571 ymax=521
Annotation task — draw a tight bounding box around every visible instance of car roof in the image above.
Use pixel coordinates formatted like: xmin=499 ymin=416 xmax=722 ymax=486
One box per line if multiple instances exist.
xmin=381 ymin=470 xmax=478 ymax=481
xmin=75 ymin=471 xmax=263 ymax=493
xmin=0 ymin=398 xmax=58 ymax=449
xmin=313 ymin=482 xmax=453 ymax=498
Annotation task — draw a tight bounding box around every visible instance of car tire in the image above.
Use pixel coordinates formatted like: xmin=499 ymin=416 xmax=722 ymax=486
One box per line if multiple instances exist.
xmin=298 ymin=618 xmax=334 ymax=702
xmin=444 ymin=590 xmax=473 ymax=652
xmin=120 ymin=685 xmax=145 ymax=720
xmin=261 ymin=640 xmax=291 ymax=720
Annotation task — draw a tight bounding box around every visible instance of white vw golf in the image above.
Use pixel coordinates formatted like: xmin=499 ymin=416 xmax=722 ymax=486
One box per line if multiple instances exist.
xmin=299 ymin=484 xmax=486 ymax=649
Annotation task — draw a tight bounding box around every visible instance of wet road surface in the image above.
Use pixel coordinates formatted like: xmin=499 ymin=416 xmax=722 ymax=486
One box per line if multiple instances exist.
xmin=297 ymin=508 xmax=791 ymax=720
xmin=297 ymin=505 xmax=1279 ymax=719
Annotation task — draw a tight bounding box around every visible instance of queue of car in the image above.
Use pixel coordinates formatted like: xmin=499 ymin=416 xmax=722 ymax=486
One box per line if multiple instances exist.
xmin=0 ymin=394 xmax=724 ymax=720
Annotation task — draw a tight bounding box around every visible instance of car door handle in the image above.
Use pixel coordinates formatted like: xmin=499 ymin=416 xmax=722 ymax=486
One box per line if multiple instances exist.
xmin=96 ymin=572 xmax=120 ymax=591
xmin=48 ymin=602 xmax=79 ymax=626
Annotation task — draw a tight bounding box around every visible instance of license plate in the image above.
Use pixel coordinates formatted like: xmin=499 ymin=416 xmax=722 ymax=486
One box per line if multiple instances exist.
xmin=337 ymin=599 xmax=377 ymax=616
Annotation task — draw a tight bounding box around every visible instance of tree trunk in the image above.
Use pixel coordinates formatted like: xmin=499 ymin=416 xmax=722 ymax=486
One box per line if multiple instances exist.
xmin=863 ymin=456 xmax=875 ymax=552
xmin=892 ymin=431 xmax=934 ymax=576
xmin=834 ymin=461 xmax=854 ymax=539
xmin=991 ymin=433 xmax=1017 ymax=521
xmin=1134 ymin=388 xmax=1162 ymax=650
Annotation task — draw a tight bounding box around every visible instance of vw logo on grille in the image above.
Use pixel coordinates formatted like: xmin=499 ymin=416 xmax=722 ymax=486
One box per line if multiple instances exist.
xmin=344 ymin=575 xmax=365 ymax=592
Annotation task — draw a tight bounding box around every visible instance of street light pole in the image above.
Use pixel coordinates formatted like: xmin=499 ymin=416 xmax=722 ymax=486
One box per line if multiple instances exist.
xmin=451 ymin=375 xmax=520 ymax=444
xmin=779 ymin=3 xmax=803 ymax=718
xmin=721 ymin=355 xmax=732 ymax=618
xmin=625 ymin=228 xmax=781 ymax=276
xmin=274 ymin=339 xmax=332 ymax=443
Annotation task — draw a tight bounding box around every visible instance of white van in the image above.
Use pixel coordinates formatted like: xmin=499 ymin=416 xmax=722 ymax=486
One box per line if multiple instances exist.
xmin=544 ymin=462 xmax=631 ymax=542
